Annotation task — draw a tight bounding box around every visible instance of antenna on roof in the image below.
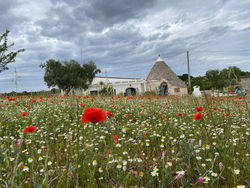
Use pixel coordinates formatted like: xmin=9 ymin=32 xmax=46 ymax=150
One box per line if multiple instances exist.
xmin=11 ymin=68 xmax=21 ymax=94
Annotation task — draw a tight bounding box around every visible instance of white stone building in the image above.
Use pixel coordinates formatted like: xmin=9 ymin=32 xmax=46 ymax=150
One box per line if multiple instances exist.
xmin=83 ymin=55 xmax=188 ymax=96
xmin=84 ymin=77 xmax=146 ymax=96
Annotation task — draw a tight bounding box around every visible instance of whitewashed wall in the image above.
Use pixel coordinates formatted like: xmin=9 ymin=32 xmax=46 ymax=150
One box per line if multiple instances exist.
xmin=84 ymin=77 xmax=146 ymax=95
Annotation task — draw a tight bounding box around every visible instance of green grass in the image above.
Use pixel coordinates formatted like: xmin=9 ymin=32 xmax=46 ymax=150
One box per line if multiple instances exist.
xmin=0 ymin=94 xmax=249 ymax=187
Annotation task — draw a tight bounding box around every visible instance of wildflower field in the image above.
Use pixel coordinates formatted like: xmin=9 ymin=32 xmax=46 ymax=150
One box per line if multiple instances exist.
xmin=0 ymin=94 xmax=249 ymax=187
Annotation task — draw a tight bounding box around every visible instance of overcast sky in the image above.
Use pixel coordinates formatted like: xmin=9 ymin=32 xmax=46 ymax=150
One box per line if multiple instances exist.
xmin=0 ymin=0 xmax=250 ymax=93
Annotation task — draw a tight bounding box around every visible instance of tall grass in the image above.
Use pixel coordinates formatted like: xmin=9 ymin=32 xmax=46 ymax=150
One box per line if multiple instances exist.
xmin=0 ymin=94 xmax=249 ymax=187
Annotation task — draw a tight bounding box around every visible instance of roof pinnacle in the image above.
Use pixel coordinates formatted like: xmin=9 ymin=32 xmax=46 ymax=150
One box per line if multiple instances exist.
xmin=156 ymin=54 xmax=163 ymax=62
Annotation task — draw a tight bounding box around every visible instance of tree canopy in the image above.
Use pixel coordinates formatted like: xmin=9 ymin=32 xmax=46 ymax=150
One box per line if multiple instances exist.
xmin=0 ymin=30 xmax=25 ymax=73
xmin=205 ymin=69 xmax=220 ymax=89
xmin=40 ymin=59 xmax=101 ymax=93
xmin=179 ymin=66 xmax=248 ymax=90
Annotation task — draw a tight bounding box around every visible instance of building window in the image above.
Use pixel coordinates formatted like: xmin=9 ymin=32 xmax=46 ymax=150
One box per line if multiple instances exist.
xmin=90 ymin=90 xmax=98 ymax=96
xmin=174 ymin=88 xmax=180 ymax=92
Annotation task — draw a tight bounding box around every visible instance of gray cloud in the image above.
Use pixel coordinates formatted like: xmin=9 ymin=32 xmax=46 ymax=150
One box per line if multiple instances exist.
xmin=0 ymin=0 xmax=28 ymax=34
xmin=83 ymin=0 xmax=154 ymax=26
xmin=0 ymin=0 xmax=250 ymax=92
xmin=36 ymin=0 xmax=156 ymax=41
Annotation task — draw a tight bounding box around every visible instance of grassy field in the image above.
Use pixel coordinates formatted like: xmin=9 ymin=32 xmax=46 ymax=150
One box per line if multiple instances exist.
xmin=0 ymin=94 xmax=249 ymax=187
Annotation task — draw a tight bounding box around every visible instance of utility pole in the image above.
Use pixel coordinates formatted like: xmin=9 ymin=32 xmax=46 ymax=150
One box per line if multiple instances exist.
xmin=81 ymin=47 xmax=83 ymax=64
xmin=187 ymin=51 xmax=191 ymax=88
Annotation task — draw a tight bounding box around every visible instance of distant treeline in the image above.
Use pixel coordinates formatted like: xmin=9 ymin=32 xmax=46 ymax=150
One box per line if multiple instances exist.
xmin=178 ymin=66 xmax=250 ymax=90
xmin=3 ymin=66 xmax=250 ymax=96
xmin=1 ymin=89 xmax=58 ymax=96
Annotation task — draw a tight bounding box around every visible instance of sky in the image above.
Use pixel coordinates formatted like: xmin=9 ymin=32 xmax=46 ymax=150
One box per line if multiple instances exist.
xmin=0 ymin=0 xmax=250 ymax=93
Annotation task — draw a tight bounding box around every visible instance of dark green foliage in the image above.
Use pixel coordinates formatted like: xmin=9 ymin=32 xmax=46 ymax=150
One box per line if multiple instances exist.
xmin=178 ymin=73 xmax=192 ymax=83
xmin=50 ymin=88 xmax=59 ymax=94
xmin=179 ymin=66 xmax=248 ymax=90
xmin=0 ymin=30 xmax=25 ymax=73
xmin=214 ymin=66 xmax=242 ymax=89
xmin=40 ymin=59 xmax=100 ymax=93
xmin=240 ymin=71 xmax=250 ymax=77
xmin=191 ymin=76 xmax=211 ymax=90
xmin=98 ymin=81 xmax=114 ymax=96
xmin=205 ymin=69 xmax=220 ymax=89
xmin=99 ymin=85 xmax=113 ymax=96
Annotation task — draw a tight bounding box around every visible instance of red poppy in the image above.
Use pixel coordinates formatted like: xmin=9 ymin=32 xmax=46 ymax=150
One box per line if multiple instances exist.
xmin=108 ymin=149 xmax=112 ymax=155
xmin=125 ymin=114 xmax=129 ymax=118
xmin=80 ymin=104 xmax=85 ymax=107
xmin=31 ymin=100 xmax=36 ymax=103
xmin=127 ymin=96 xmax=134 ymax=100
xmin=81 ymin=107 xmax=107 ymax=124
xmin=177 ymin=112 xmax=182 ymax=116
xmin=24 ymin=105 xmax=29 ymax=108
xmin=24 ymin=126 xmax=37 ymax=134
xmin=21 ymin=112 xmax=28 ymax=117
xmin=8 ymin=98 xmax=16 ymax=101
xmin=225 ymin=113 xmax=229 ymax=116
xmin=195 ymin=106 xmax=203 ymax=112
xmin=140 ymin=105 xmax=144 ymax=108
xmin=194 ymin=112 xmax=203 ymax=120
xmin=113 ymin=134 xmax=119 ymax=143
xmin=107 ymin=110 xmax=112 ymax=116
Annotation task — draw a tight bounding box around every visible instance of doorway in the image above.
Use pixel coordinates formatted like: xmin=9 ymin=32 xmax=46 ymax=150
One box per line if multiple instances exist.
xmin=159 ymin=82 xmax=168 ymax=96
xmin=125 ymin=87 xmax=136 ymax=96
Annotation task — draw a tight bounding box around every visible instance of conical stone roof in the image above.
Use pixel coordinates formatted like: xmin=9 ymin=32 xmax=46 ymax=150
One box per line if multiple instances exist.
xmin=147 ymin=56 xmax=187 ymax=88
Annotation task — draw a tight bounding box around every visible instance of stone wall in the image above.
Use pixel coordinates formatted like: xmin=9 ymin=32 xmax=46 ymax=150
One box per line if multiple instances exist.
xmin=146 ymin=80 xmax=170 ymax=92
xmin=240 ymin=77 xmax=250 ymax=93
xmin=168 ymin=87 xmax=188 ymax=96
xmin=146 ymin=79 xmax=188 ymax=96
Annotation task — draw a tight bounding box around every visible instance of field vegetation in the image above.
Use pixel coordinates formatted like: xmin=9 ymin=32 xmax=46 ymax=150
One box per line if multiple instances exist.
xmin=0 ymin=94 xmax=249 ymax=187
